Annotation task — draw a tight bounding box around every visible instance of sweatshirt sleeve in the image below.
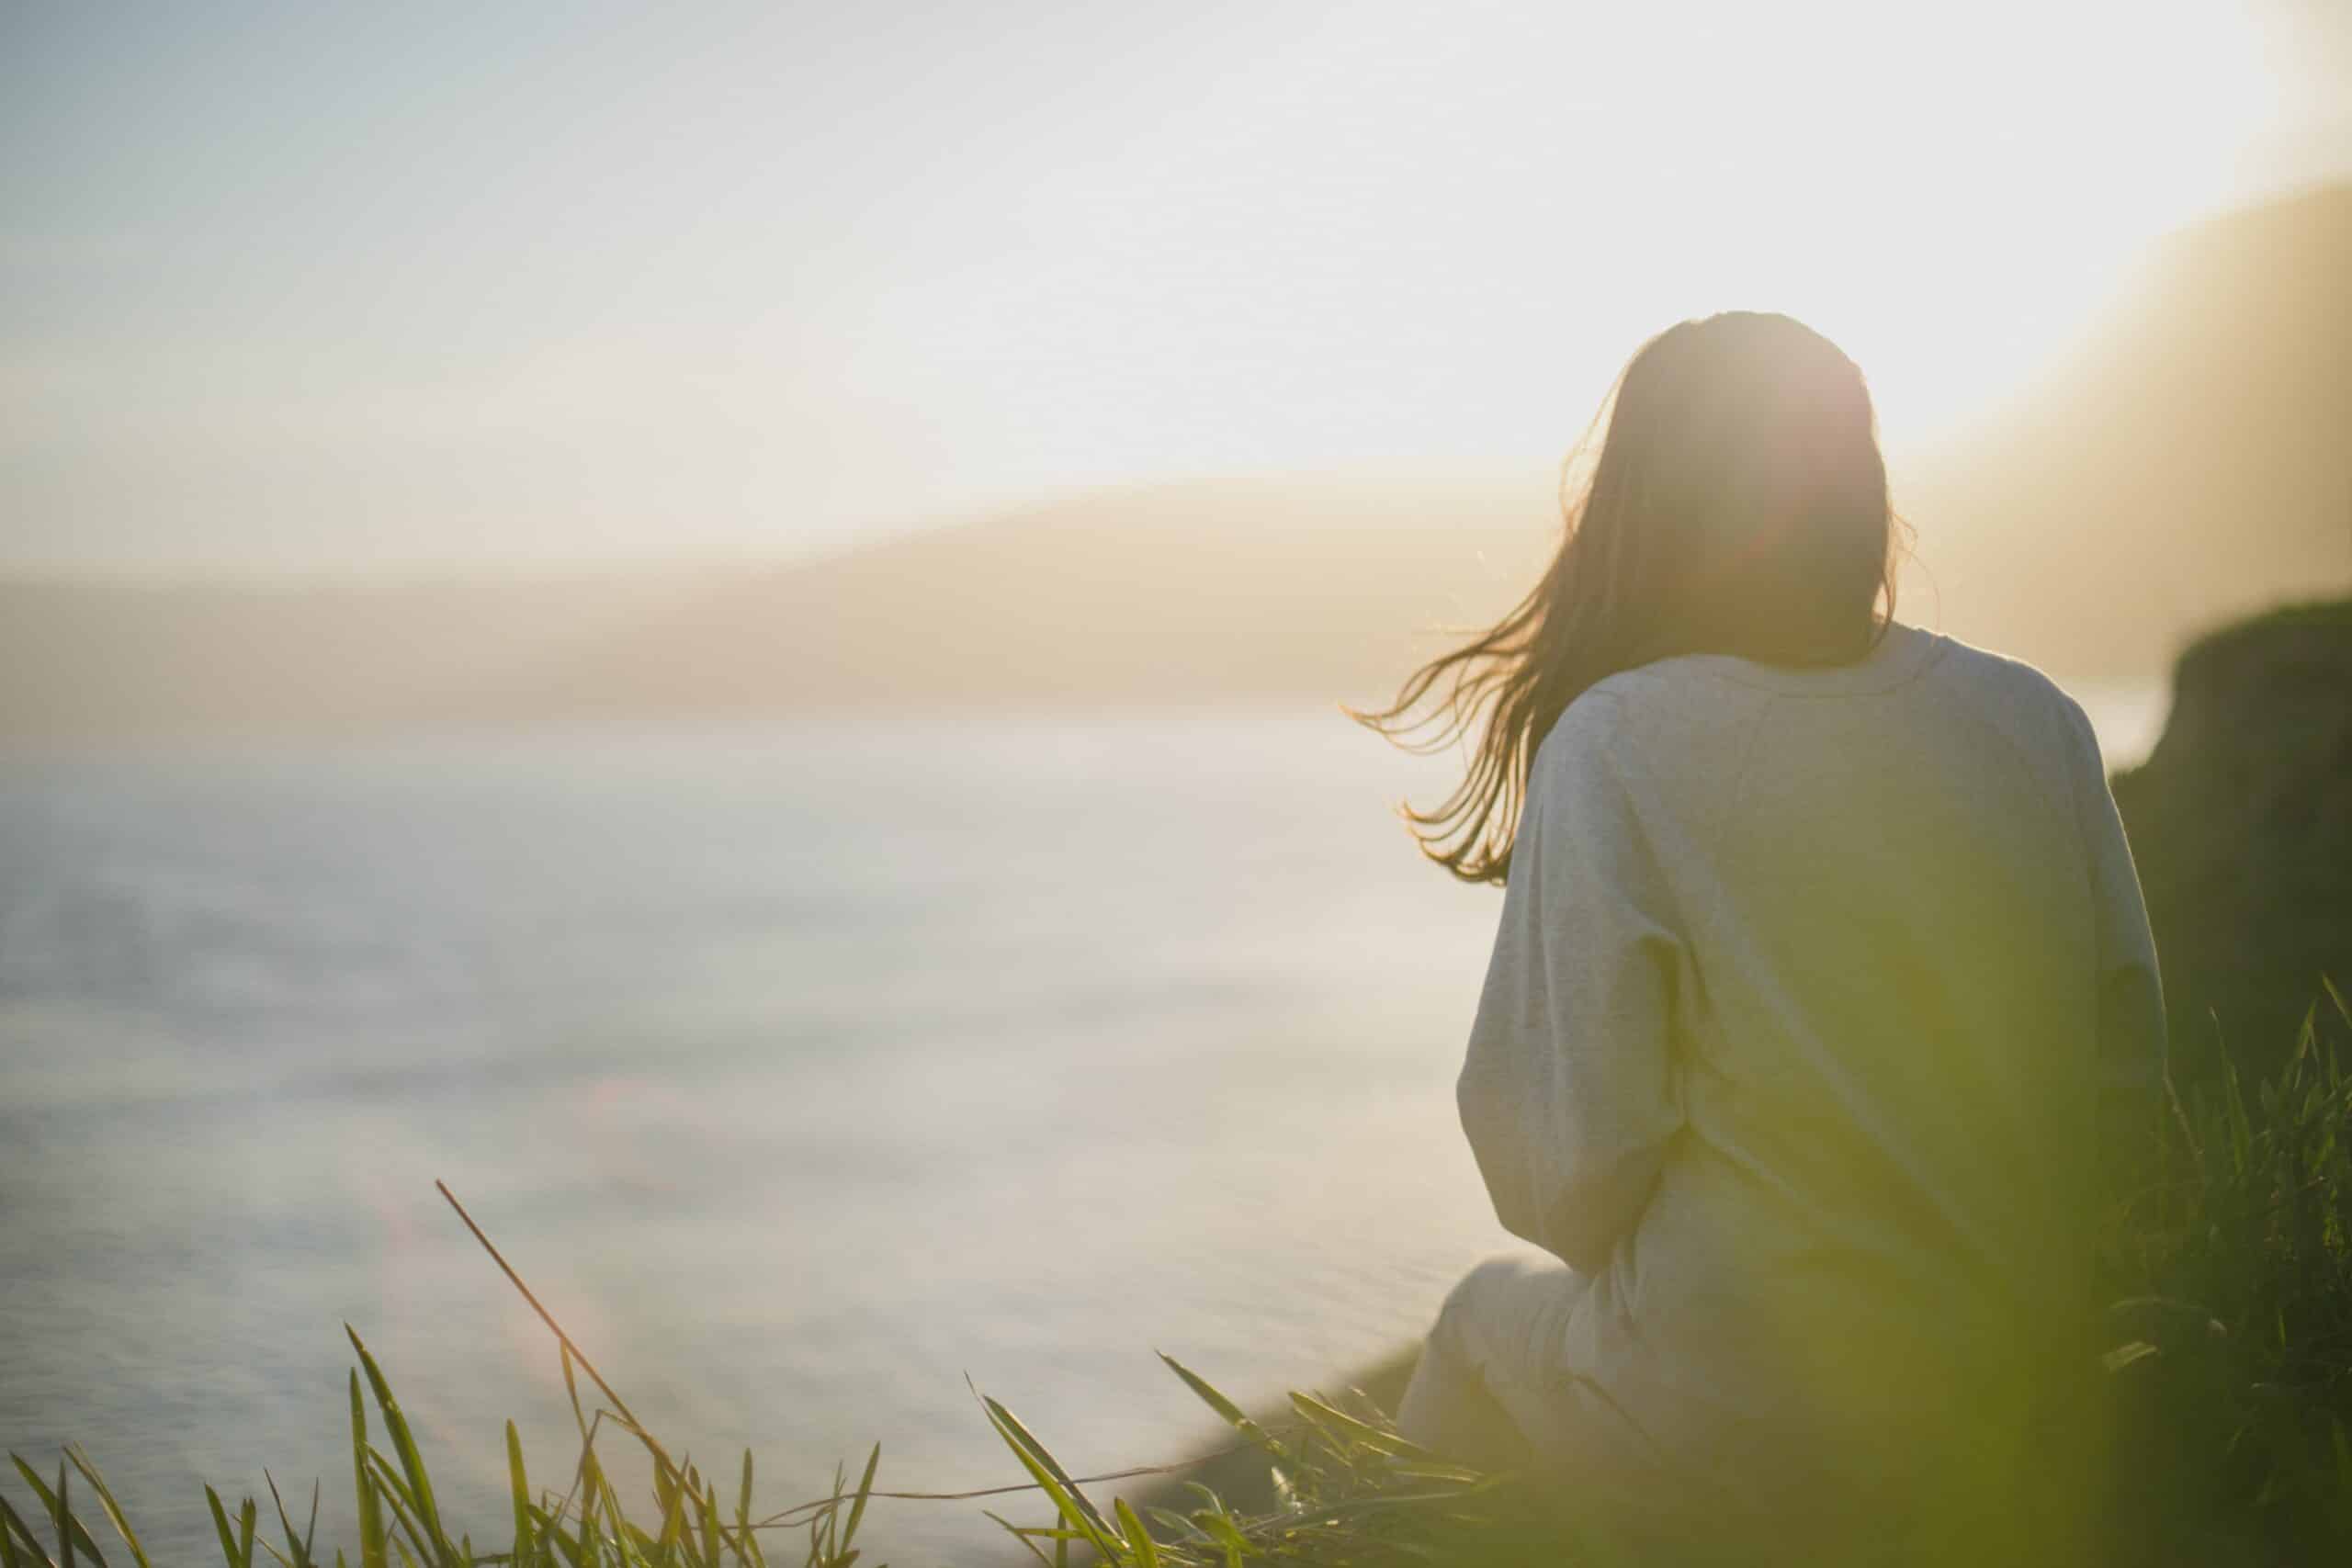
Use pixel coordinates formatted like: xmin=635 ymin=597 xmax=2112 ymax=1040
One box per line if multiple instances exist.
xmin=2062 ymin=700 xmax=2168 ymax=1164
xmin=1456 ymin=696 xmax=1687 ymax=1275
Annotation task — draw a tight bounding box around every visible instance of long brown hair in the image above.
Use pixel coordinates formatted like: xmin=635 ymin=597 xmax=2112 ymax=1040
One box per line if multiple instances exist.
xmin=1351 ymin=311 xmax=1904 ymax=885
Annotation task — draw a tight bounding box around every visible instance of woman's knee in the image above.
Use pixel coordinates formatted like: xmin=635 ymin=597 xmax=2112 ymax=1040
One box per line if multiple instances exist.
xmin=1404 ymin=1253 xmax=1571 ymax=1471
xmin=1430 ymin=1251 xmax=1561 ymax=1362
xmin=1442 ymin=1250 xmax=1549 ymax=1310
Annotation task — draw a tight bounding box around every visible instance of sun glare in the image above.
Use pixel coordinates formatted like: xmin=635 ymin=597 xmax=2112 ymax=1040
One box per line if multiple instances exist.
xmin=1393 ymin=0 xmax=2290 ymax=459
xmin=1 ymin=0 xmax=2322 ymax=570
xmin=1646 ymin=0 xmax=2283 ymax=449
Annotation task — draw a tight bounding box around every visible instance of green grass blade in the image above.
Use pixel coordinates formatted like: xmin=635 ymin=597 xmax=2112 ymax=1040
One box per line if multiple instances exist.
xmin=2322 ymin=974 xmax=2351 ymax=1030
xmin=51 ymin=1464 xmax=72 ymax=1568
xmin=601 ymin=1466 xmax=651 ymax=1568
xmin=363 ymin=1456 xmax=418 ymax=1529
xmin=817 ymin=1461 xmax=841 ymax=1564
xmin=1143 ymin=1507 xmax=1204 ymax=1543
xmin=1114 ymin=1497 xmax=1160 ymax=1568
xmin=1186 ymin=1501 xmax=1249 ymax=1568
xmin=5 ymin=1460 xmax=100 ymax=1568
xmin=837 ymin=1446 xmax=878 ymax=1558
xmin=527 ymin=1505 xmax=583 ymax=1568
xmin=696 ymin=1478 xmax=719 ymax=1568
xmin=1374 ymin=1459 xmax=1487 ymax=1484
xmin=610 ymin=1512 xmax=655 ymax=1568
xmin=979 ymin=1398 xmax=1117 ymax=1559
xmin=730 ymin=1451 xmax=762 ymax=1568
xmin=349 ymin=1373 xmax=388 ymax=1568
xmin=345 ymin=1328 xmax=451 ymax=1565
xmin=503 ymin=1425 xmax=534 ymax=1568
xmin=980 ymin=1511 xmax=1054 ymax=1568
xmin=1286 ymin=1392 xmax=1435 ymax=1460
xmin=59 ymin=1451 xmax=141 ymax=1568
xmin=652 ymin=1470 xmax=684 ymax=1559
xmin=571 ymin=1450 xmax=606 ymax=1568
xmin=605 ymin=1413 xmax=684 ymax=1509
xmin=303 ymin=1479 xmax=324 ymax=1568
xmin=560 ymin=1348 xmax=590 ymax=1446
xmin=727 ymin=1454 xmax=749 ymax=1568
xmin=206 ymin=1486 xmax=245 ymax=1568
xmin=1156 ymin=1354 xmax=1294 ymax=1467
xmin=263 ymin=1472 xmax=311 ymax=1568
xmin=0 ymin=1494 xmax=55 ymax=1568
xmin=362 ymin=1457 xmax=431 ymax=1568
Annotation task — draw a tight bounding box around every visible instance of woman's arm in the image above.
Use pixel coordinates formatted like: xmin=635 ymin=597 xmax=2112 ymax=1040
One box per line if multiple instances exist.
xmin=2064 ymin=701 xmax=2168 ymax=1190
xmin=1455 ymin=695 xmax=1687 ymax=1275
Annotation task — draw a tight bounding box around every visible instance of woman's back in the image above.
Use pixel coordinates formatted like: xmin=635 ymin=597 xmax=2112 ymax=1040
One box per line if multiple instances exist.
xmin=1367 ymin=313 xmax=2165 ymax=1540
xmin=1450 ymin=622 xmax=2164 ymax=1508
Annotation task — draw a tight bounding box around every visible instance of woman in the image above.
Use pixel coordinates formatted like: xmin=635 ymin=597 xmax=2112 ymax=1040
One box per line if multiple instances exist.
xmin=1355 ymin=313 xmax=2165 ymax=1549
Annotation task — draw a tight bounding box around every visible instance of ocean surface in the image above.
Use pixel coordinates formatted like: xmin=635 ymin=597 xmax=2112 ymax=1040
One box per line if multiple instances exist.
xmin=0 ymin=686 xmax=2166 ymax=1563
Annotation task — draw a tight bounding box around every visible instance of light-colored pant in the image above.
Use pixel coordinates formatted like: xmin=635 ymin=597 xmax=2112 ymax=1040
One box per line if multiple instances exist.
xmin=1394 ymin=1251 xmax=1708 ymax=1543
xmin=1395 ymin=1252 xmax=1571 ymax=1467
xmin=1395 ymin=1251 xmax=2093 ymax=1562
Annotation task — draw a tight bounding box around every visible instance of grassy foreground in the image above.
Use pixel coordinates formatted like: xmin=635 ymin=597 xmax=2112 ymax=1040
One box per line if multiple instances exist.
xmin=8 ymin=991 xmax=2352 ymax=1567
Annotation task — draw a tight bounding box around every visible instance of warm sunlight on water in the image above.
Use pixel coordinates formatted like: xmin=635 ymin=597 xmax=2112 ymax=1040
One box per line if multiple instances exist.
xmin=0 ymin=692 xmax=2164 ymax=1562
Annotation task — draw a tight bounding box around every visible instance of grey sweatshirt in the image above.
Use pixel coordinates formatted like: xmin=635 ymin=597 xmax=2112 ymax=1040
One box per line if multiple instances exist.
xmin=1456 ymin=621 xmax=2165 ymax=1490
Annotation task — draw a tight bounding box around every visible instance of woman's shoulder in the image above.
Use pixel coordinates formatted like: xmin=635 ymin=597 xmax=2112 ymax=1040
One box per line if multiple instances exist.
xmin=1532 ymin=683 xmax=1638 ymax=787
xmin=1546 ymin=625 xmax=2100 ymax=778
xmin=1533 ymin=662 xmax=1759 ymax=796
xmin=1916 ymin=629 xmax=2100 ymax=750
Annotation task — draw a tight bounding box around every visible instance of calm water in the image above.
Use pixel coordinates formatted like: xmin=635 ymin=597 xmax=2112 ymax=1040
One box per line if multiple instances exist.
xmin=0 ymin=689 xmax=2165 ymax=1562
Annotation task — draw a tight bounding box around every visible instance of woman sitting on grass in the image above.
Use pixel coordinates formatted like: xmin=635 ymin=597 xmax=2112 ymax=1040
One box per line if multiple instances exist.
xmin=1355 ymin=312 xmax=2166 ymax=1548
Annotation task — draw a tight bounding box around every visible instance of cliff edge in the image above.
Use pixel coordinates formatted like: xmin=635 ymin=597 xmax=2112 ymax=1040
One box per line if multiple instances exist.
xmin=2111 ymin=598 xmax=2352 ymax=1080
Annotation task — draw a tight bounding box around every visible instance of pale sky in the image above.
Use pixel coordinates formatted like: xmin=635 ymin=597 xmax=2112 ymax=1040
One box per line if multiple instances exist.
xmin=6 ymin=0 xmax=2348 ymax=574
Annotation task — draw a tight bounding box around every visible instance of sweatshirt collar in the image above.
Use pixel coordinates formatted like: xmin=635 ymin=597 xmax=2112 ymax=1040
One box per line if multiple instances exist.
xmin=1674 ymin=621 xmax=1949 ymax=695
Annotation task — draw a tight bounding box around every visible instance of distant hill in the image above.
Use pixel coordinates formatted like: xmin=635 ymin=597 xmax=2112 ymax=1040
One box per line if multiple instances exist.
xmin=2 ymin=186 xmax=2345 ymax=742
xmin=551 ymin=183 xmax=2351 ymax=714
xmin=534 ymin=474 xmax=1556 ymax=719
xmin=0 ymin=575 xmax=699 ymax=743
xmin=1898 ymin=182 xmax=2352 ymax=673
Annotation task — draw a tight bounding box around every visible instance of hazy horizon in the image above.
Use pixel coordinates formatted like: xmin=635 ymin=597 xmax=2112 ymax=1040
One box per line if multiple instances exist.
xmin=8 ymin=0 xmax=2350 ymax=579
